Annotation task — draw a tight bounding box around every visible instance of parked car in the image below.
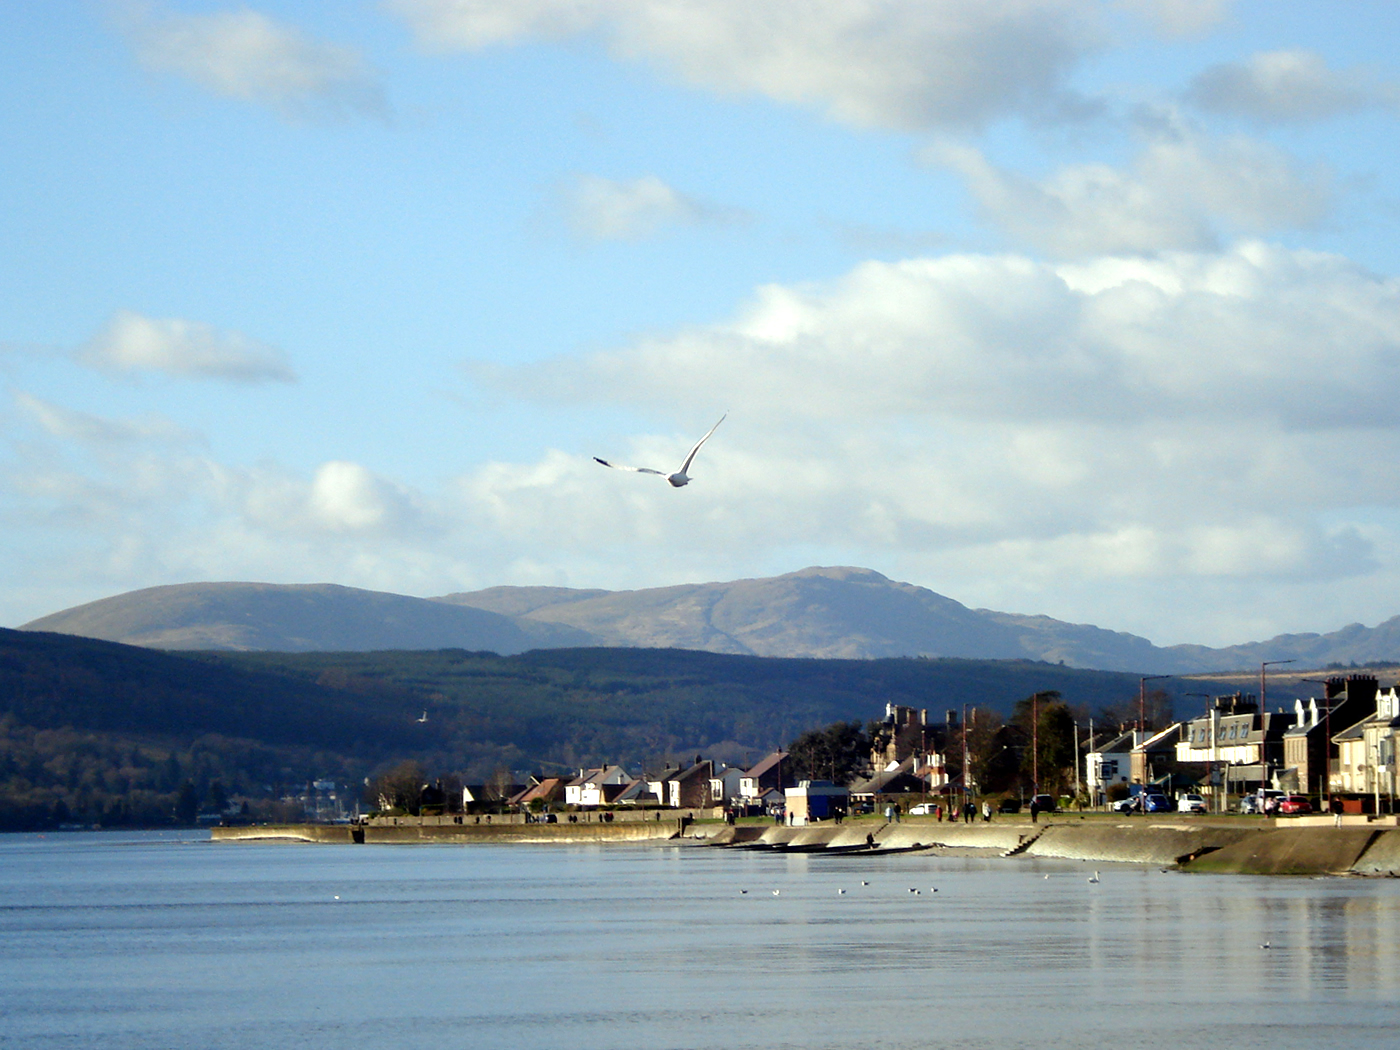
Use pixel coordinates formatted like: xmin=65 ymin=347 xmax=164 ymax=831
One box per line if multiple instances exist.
xmin=1142 ymin=793 xmax=1174 ymax=813
xmin=1029 ymin=794 xmax=1058 ymax=814
xmin=1177 ymin=793 xmax=1207 ymax=814
xmin=908 ymin=802 xmax=940 ymax=816
xmin=1112 ymin=796 xmax=1139 ymax=813
xmin=1278 ymin=795 xmax=1313 ymax=815
xmin=997 ymin=798 xmax=1022 ymax=814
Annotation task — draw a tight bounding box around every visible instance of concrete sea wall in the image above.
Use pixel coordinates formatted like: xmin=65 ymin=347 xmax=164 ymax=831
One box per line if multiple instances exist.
xmin=211 ymin=821 xmax=679 ymax=845
xmin=212 ymin=817 xmax=1400 ymax=875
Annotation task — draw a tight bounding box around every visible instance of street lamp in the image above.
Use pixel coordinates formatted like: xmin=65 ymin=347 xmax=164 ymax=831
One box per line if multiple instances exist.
xmin=1259 ymin=660 xmax=1295 ymax=791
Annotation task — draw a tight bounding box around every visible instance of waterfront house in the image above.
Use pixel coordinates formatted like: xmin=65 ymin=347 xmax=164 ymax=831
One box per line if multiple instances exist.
xmin=667 ymin=758 xmax=714 ymax=809
xmin=1282 ymin=676 xmax=1378 ymax=796
xmin=510 ymin=776 xmax=568 ymax=809
xmin=849 ymin=756 xmax=932 ymax=809
xmin=1173 ymin=693 xmax=1297 ymax=797
xmin=709 ymin=764 xmax=746 ymax=807
xmin=739 ymin=751 xmax=790 ymax=800
xmin=1331 ymin=683 xmax=1400 ymax=807
xmin=1132 ymin=723 xmax=1184 ymax=790
xmin=612 ymin=777 xmax=661 ymax=806
xmin=1086 ymin=730 xmax=1135 ymax=803
xmin=564 ymin=766 xmax=632 ymax=807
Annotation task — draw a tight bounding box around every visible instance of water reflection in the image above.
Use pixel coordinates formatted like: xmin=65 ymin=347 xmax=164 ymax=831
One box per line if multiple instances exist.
xmin=1 ymin=833 xmax=1399 ymax=1050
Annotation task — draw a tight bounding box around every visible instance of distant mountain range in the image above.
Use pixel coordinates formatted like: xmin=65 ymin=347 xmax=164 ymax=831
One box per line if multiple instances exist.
xmin=20 ymin=566 xmax=1400 ymax=674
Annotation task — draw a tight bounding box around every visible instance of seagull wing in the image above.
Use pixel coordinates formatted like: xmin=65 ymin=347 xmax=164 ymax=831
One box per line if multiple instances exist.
xmin=676 ymin=413 xmax=726 ymax=475
xmin=594 ymin=457 xmax=666 ymax=476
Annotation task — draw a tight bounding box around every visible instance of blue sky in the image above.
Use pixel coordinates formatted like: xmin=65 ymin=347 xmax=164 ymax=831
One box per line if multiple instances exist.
xmin=3 ymin=0 xmax=1400 ymax=648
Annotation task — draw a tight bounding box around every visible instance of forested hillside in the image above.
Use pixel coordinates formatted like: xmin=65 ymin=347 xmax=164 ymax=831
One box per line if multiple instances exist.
xmin=3 ymin=626 xmax=1157 ymax=829
xmin=0 ymin=628 xmax=420 ymax=829
xmin=207 ymin=646 xmax=1148 ymax=771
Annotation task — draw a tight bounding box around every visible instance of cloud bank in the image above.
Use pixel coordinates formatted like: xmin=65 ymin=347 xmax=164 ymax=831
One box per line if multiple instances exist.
xmin=10 ymin=239 xmax=1400 ymax=644
xmin=387 ymin=0 xmax=1100 ymax=130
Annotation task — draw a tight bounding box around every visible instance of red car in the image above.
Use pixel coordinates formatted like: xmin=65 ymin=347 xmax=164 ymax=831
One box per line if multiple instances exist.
xmin=1278 ymin=795 xmax=1313 ymax=815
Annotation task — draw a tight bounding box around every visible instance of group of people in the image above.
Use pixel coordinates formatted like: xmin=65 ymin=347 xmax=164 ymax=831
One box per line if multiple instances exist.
xmin=920 ymin=801 xmax=994 ymax=823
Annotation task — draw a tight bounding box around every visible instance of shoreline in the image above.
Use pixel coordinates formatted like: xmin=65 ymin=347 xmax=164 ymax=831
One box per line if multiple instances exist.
xmin=212 ymin=814 xmax=1400 ymax=875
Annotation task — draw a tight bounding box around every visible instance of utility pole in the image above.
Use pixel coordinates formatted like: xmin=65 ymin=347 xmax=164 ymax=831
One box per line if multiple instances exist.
xmin=962 ymin=703 xmax=970 ymax=813
xmin=1032 ymin=692 xmax=1039 ymax=796
xmin=1138 ymin=675 xmax=1171 ymax=789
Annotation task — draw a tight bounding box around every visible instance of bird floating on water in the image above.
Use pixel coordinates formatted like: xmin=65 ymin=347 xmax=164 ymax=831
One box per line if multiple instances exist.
xmin=415 ymin=711 xmax=428 ymax=723
xmin=1088 ymin=871 xmax=1101 ymax=883
xmin=1259 ymin=941 xmax=1271 ymax=950
xmin=594 ymin=414 xmax=726 ymax=488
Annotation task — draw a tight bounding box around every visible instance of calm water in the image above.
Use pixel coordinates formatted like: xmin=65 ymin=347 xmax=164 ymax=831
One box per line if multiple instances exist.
xmin=2 ymin=830 xmax=1399 ymax=1050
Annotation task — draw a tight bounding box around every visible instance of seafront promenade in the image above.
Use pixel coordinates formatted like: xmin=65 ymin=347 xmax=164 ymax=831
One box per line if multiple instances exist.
xmin=211 ymin=812 xmax=1400 ymax=875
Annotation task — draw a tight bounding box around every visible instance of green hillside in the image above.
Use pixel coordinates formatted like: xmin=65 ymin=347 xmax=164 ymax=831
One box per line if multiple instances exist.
xmin=2 ymin=627 xmax=1151 ymax=829
xmin=207 ymin=646 xmax=1148 ymax=771
xmin=0 ymin=628 xmax=421 ymax=829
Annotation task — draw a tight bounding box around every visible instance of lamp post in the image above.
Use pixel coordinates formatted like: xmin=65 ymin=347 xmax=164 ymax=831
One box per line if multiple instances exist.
xmin=1259 ymin=660 xmax=1295 ymax=791
xmin=962 ymin=703 xmax=970 ymax=816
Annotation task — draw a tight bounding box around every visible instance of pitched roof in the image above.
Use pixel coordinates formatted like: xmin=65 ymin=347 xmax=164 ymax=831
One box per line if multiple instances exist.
xmin=744 ymin=751 xmax=788 ymax=778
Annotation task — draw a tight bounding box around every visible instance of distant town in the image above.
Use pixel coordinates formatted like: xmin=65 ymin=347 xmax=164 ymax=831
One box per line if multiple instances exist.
xmin=282 ymin=672 xmax=1400 ymax=829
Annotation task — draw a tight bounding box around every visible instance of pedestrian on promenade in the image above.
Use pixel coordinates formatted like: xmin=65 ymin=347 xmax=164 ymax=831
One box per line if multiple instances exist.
xmin=1030 ymin=798 xmax=1040 ymax=824
xmin=982 ymin=801 xmax=992 ymax=822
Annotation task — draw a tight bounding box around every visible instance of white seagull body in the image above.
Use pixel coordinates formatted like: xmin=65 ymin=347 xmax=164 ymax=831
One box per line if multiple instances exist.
xmin=594 ymin=414 xmax=726 ymax=488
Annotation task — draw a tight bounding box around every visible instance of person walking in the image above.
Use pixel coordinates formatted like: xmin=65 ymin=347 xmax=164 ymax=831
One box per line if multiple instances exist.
xmin=1029 ymin=797 xmax=1040 ymax=824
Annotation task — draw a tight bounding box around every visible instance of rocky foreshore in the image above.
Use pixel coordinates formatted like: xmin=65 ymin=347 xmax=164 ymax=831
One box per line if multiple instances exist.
xmin=211 ymin=814 xmax=1400 ymax=875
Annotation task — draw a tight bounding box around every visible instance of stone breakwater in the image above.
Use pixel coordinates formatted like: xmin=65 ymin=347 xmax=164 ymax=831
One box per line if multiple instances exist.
xmin=211 ymin=817 xmax=1400 ymax=875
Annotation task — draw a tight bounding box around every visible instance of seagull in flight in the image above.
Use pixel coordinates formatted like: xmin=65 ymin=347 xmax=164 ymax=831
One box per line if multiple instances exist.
xmin=594 ymin=414 xmax=726 ymax=488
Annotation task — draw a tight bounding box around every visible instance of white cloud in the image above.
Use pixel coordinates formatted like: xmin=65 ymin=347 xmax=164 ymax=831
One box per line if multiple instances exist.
xmin=11 ymin=241 xmax=1400 ymax=646
xmin=485 ymin=241 xmax=1399 ymax=426
xmin=13 ymin=392 xmax=196 ymax=447
xmin=561 ymin=174 xmax=746 ymax=240
xmin=386 ymin=0 xmax=1101 ymax=130
xmin=926 ymin=120 xmax=1330 ymax=256
xmin=77 ymin=310 xmax=296 ymax=383
xmin=457 ymin=240 xmax=1400 ymax=630
xmin=118 ymin=4 xmax=388 ymax=120
xmin=1186 ymin=49 xmax=1398 ymax=124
